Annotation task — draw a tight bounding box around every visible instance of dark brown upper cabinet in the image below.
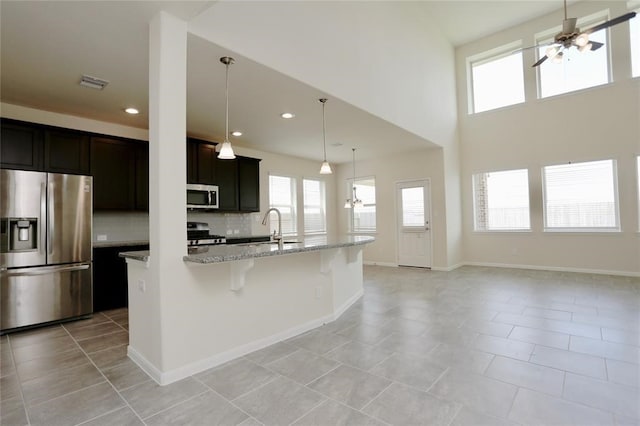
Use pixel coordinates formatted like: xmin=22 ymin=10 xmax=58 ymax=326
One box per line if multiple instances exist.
xmin=1 ymin=119 xmax=44 ymax=171
xmin=90 ymin=136 xmax=148 ymax=211
xmin=44 ymin=129 xmax=90 ymax=174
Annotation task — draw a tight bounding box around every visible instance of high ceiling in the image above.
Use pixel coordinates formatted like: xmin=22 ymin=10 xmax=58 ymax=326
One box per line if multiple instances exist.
xmin=1 ymin=1 xmax=568 ymax=163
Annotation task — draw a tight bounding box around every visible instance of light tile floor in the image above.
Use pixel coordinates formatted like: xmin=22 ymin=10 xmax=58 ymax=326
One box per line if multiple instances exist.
xmin=1 ymin=265 xmax=639 ymax=425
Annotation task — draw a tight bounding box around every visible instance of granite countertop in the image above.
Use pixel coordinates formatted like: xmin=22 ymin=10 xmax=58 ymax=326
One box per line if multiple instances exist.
xmin=119 ymin=235 xmax=374 ymax=264
xmin=183 ymin=235 xmax=375 ymax=264
xmin=94 ymin=240 xmax=149 ymax=248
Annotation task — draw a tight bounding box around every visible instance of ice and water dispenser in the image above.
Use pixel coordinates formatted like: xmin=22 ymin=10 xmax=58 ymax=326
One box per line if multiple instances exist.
xmin=0 ymin=218 xmax=38 ymax=252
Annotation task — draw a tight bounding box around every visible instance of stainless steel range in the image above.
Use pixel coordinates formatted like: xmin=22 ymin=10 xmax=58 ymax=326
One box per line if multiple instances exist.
xmin=187 ymin=222 xmax=226 ymax=247
xmin=1 ymin=169 xmax=93 ymax=333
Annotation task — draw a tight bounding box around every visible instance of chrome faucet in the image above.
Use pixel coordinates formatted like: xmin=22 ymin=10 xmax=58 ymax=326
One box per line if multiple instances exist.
xmin=261 ymin=208 xmax=283 ymax=249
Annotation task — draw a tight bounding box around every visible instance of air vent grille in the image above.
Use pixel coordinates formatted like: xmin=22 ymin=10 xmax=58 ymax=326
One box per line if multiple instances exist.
xmin=79 ymin=75 xmax=109 ymax=90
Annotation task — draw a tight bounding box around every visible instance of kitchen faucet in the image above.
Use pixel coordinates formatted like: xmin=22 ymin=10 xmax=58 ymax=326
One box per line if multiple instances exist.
xmin=261 ymin=208 xmax=284 ymax=250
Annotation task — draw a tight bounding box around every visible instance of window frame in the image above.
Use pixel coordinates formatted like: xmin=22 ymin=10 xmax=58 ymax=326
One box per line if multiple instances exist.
xmin=347 ymin=176 xmax=377 ymax=233
xmin=472 ymin=168 xmax=532 ymax=232
xmin=268 ymin=174 xmax=298 ymax=236
xmin=467 ymin=40 xmax=525 ymax=114
xmin=535 ymin=10 xmax=612 ymax=99
xmin=541 ymin=159 xmax=621 ymax=233
xmin=302 ymin=178 xmax=327 ymax=235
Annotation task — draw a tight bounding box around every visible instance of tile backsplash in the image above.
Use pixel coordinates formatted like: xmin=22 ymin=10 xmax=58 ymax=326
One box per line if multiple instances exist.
xmin=93 ymin=211 xmax=264 ymax=243
xmin=187 ymin=211 xmax=262 ymax=236
xmin=93 ymin=211 xmax=149 ymax=243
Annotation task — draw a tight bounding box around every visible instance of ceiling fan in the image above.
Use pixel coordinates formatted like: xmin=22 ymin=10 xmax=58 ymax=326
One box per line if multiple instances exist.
xmin=528 ymin=0 xmax=636 ymax=67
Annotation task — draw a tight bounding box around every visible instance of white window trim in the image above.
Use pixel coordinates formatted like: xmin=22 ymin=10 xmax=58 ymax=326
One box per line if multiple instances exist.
xmin=466 ymin=40 xmax=524 ymax=115
xmin=302 ymin=178 xmax=327 ymax=236
xmin=541 ymin=159 xmax=621 ymax=233
xmin=268 ymin=173 xmax=298 ymax=237
xmin=347 ymin=176 xmax=377 ymax=233
xmin=535 ymin=9 xmax=612 ymax=99
xmin=472 ymin=168 xmax=532 ymax=232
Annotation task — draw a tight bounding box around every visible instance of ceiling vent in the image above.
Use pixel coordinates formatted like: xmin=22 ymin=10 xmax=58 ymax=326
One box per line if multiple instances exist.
xmin=79 ymin=75 xmax=109 ymax=90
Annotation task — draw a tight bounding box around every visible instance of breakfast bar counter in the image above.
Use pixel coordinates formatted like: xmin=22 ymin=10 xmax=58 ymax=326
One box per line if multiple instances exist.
xmin=122 ymin=234 xmax=374 ymax=386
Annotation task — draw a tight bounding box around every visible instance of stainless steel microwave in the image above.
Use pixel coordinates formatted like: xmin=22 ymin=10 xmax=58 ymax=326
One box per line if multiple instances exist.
xmin=186 ymin=184 xmax=219 ymax=209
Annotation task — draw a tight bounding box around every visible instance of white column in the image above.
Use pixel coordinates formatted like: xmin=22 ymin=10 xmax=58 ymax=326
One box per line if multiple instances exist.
xmin=131 ymin=11 xmax=187 ymax=374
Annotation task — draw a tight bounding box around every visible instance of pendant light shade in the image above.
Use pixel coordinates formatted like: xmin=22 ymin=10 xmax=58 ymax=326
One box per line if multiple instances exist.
xmin=318 ymin=98 xmax=332 ymax=174
xmin=218 ymin=56 xmax=236 ymax=160
xmin=344 ymin=148 xmax=362 ymax=209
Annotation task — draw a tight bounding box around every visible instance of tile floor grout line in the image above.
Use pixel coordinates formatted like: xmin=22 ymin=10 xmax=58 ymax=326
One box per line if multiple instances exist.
xmin=192 ymin=375 xmax=267 ymax=425
xmin=139 ymin=389 xmax=210 ymax=421
xmin=285 ymin=398 xmax=328 ymax=426
xmin=357 ymin=380 xmax=394 ymax=413
xmin=5 ymin=333 xmax=32 ymax=426
xmin=61 ymin=322 xmax=148 ymax=426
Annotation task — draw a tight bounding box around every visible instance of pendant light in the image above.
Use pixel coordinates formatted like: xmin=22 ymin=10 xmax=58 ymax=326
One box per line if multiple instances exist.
xmin=218 ymin=56 xmax=236 ymax=160
xmin=344 ymin=148 xmax=363 ymax=209
xmin=318 ymin=98 xmax=332 ymax=174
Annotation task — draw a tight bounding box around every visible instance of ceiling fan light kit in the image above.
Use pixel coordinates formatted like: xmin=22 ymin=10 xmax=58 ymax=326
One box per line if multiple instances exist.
xmin=529 ymin=0 xmax=636 ymax=67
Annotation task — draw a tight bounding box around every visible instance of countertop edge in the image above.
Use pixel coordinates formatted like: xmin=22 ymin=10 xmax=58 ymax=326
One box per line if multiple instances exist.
xmin=119 ymin=236 xmax=374 ymax=265
xmin=183 ymin=237 xmax=374 ymax=264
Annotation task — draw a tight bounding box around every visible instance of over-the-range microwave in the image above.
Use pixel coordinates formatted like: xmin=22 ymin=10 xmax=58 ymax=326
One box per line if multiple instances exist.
xmin=186 ymin=184 xmax=219 ymax=209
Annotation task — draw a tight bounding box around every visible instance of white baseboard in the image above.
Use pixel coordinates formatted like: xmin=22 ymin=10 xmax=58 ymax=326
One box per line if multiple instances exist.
xmin=332 ymin=288 xmax=364 ymax=320
xmin=363 ymin=261 xmax=398 ymax=267
xmin=462 ymin=261 xmax=640 ymax=278
xmin=127 ymin=290 xmax=364 ymax=386
xmin=127 ymin=346 xmax=164 ymax=385
xmin=431 ymin=263 xmax=464 ymax=272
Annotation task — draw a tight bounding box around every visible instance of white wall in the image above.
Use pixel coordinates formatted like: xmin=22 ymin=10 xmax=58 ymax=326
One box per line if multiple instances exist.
xmin=456 ymin=1 xmax=640 ymax=275
xmin=336 ymin=148 xmax=450 ymax=269
xmin=188 ymin=1 xmax=458 ymax=150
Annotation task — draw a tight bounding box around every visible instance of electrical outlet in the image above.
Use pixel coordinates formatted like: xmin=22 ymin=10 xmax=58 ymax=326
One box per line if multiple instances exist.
xmin=315 ymin=286 xmax=322 ymax=299
xmin=97 ymin=234 xmax=108 ymax=241
xmin=137 ymin=279 xmax=146 ymax=293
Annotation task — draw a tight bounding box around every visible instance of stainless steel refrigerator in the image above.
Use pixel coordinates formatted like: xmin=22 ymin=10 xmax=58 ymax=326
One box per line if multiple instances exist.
xmin=1 ymin=169 xmax=93 ymax=333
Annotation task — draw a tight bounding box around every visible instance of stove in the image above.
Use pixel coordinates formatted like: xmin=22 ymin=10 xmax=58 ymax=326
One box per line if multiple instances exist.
xmin=187 ymin=221 xmax=226 ymax=246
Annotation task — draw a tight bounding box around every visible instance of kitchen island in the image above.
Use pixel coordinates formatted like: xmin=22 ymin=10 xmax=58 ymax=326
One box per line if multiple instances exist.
xmin=121 ymin=235 xmax=374 ymax=385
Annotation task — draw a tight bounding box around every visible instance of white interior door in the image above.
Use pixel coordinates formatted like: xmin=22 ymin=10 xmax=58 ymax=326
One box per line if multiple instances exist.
xmin=397 ymin=180 xmax=431 ymax=268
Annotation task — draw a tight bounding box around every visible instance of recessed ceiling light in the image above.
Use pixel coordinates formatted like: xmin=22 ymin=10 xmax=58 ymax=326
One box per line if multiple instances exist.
xmin=231 ymin=131 xmax=242 ymax=137
xmin=280 ymin=112 xmax=295 ymax=119
xmin=124 ymin=107 xmax=139 ymax=115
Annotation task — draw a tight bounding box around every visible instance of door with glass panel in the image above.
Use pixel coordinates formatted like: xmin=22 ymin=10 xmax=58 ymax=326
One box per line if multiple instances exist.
xmin=396 ymin=180 xmax=431 ymax=268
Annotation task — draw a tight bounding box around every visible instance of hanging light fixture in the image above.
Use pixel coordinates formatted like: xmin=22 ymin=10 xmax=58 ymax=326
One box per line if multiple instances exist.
xmin=318 ymin=98 xmax=332 ymax=174
xmin=218 ymin=56 xmax=236 ymax=160
xmin=344 ymin=148 xmax=363 ymax=209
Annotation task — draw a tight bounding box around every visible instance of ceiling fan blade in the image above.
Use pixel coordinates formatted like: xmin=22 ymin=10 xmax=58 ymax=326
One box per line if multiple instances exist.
xmin=590 ymin=41 xmax=604 ymax=51
xmin=583 ymin=11 xmax=636 ymax=35
xmin=512 ymin=44 xmax=547 ymax=54
xmin=532 ymin=55 xmax=549 ymax=67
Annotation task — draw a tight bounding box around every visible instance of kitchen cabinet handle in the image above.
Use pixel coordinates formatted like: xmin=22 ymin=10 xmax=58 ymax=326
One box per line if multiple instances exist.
xmin=5 ymin=264 xmax=90 ymax=277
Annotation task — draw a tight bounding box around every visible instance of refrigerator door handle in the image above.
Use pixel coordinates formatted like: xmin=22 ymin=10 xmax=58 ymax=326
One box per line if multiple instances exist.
xmin=4 ymin=264 xmax=90 ymax=277
xmin=47 ymin=182 xmax=54 ymax=256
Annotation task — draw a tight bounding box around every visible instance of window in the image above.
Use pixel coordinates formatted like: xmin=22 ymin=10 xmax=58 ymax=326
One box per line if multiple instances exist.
xmin=349 ymin=177 xmax=376 ymax=232
xmin=537 ymin=14 xmax=609 ymax=98
xmin=542 ymin=159 xmax=619 ymax=231
xmin=470 ymin=50 xmax=525 ymax=113
xmin=631 ymin=10 xmax=640 ymax=77
xmin=303 ymin=179 xmax=326 ymax=234
xmin=472 ymin=169 xmax=531 ymax=231
xmin=268 ymin=175 xmax=297 ymax=235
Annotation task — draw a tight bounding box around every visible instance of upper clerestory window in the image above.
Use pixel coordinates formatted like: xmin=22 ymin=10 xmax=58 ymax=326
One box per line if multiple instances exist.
xmin=468 ymin=42 xmax=525 ymax=114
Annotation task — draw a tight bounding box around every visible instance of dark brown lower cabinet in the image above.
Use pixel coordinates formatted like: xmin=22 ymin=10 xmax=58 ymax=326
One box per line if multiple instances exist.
xmin=93 ymin=244 xmax=148 ymax=312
